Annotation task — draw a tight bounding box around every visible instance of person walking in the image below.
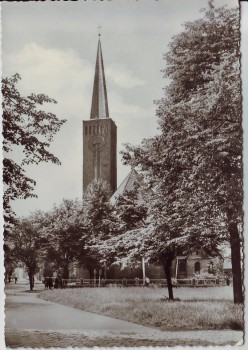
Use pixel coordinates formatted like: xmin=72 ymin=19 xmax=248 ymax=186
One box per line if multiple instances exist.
xmin=47 ymin=277 xmax=53 ymax=289
xmin=58 ymin=276 xmax=63 ymax=289
xmin=225 ymin=275 xmax=230 ymax=286
xmin=44 ymin=277 xmax=49 ymax=289
xmin=54 ymin=277 xmax=58 ymax=289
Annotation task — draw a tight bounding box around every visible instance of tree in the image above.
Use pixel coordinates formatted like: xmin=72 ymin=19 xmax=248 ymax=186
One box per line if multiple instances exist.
xmin=121 ymin=2 xmax=242 ymax=302
xmin=7 ymin=218 xmax=46 ymax=291
xmin=97 ymin=183 xmax=149 ymax=269
xmin=4 ymin=243 xmax=18 ymax=283
xmin=83 ymin=179 xmax=116 ymax=241
xmin=99 ymin=174 xmax=223 ymax=299
xmin=83 ymin=179 xmax=118 ymax=277
xmin=36 ymin=199 xmax=86 ymax=279
xmin=2 ymin=73 xmax=66 ymax=230
xmin=161 ymin=1 xmax=242 ymax=303
xmin=115 ymin=184 xmax=148 ymax=231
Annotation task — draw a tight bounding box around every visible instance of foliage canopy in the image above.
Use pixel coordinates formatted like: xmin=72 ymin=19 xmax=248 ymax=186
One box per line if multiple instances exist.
xmin=2 ymin=73 xmax=66 ymax=229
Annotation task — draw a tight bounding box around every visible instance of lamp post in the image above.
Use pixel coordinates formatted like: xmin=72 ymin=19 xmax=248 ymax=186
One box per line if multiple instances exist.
xmin=142 ymin=257 xmax=145 ymax=285
xmin=99 ymin=269 xmax=102 ymax=287
xmin=94 ymin=269 xmax=97 ymax=287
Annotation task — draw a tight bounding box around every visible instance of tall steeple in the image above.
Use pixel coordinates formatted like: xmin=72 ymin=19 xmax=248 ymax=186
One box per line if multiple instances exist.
xmin=90 ymin=39 xmax=109 ymax=119
xmin=83 ymin=35 xmax=117 ymax=196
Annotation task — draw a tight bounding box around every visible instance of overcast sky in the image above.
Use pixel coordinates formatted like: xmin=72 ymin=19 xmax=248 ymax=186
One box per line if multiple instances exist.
xmin=1 ymin=0 xmax=246 ymax=218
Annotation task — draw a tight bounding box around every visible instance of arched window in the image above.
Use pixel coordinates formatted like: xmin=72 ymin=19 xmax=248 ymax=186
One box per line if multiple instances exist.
xmin=85 ymin=126 xmax=88 ymax=135
xmin=195 ymin=262 xmax=200 ymax=273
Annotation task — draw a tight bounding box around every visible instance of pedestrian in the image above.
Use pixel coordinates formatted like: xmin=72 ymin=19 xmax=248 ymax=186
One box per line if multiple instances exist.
xmin=54 ymin=277 xmax=59 ymax=289
xmin=58 ymin=276 xmax=63 ymax=289
xmin=14 ymin=276 xmax=17 ymax=284
xmin=45 ymin=277 xmax=49 ymax=289
xmin=48 ymin=277 xmax=53 ymax=289
xmin=225 ymin=275 xmax=230 ymax=286
xmin=49 ymin=277 xmax=53 ymax=289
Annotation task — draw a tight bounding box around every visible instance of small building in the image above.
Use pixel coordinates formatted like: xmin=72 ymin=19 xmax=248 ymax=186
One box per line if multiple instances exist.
xmin=172 ymin=251 xmax=224 ymax=279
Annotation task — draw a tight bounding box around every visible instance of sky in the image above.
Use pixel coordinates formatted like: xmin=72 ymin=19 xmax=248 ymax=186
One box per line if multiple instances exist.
xmin=1 ymin=0 xmax=246 ymax=218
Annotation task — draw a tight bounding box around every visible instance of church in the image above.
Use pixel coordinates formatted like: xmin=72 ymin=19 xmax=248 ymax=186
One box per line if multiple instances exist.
xmin=76 ymin=36 xmax=225 ymax=283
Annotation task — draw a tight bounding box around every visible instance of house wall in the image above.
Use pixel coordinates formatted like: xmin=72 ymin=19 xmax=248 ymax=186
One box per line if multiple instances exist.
xmin=73 ymin=262 xmax=166 ymax=280
xmin=107 ymin=263 xmax=166 ymax=280
xmin=174 ymin=255 xmax=224 ymax=279
xmin=69 ymin=263 xmax=90 ymax=279
xmin=146 ymin=264 xmax=165 ymax=279
xmin=73 ymin=254 xmax=224 ymax=281
xmin=186 ymin=257 xmax=211 ymax=277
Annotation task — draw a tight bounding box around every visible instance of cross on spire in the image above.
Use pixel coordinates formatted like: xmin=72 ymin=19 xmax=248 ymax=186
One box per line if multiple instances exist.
xmin=98 ymin=26 xmax=102 ymax=37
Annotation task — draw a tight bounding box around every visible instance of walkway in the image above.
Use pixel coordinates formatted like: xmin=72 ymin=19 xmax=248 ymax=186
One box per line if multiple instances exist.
xmin=5 ymin=282 xmax=243 ymax=348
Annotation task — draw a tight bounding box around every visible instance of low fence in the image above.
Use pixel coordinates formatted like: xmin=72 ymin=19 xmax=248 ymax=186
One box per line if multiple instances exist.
xmin=58 ymin=277 xmax=227 ymax=288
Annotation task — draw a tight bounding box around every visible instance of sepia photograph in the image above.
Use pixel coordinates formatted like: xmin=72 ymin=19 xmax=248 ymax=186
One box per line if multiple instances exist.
xmin=1 ymin=0 xmax=247 ymax=348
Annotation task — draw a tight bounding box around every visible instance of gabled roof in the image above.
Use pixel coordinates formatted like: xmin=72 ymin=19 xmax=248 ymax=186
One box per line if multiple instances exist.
xmin=90 ymin=39 xmax=109 ymax=119
xmin=110 ymin=169 xmax=144 ymax=205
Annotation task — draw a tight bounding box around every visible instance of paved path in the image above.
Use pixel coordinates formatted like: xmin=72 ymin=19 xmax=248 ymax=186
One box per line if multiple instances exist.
xmin=5 ymin=282 xmax=243 ymax=348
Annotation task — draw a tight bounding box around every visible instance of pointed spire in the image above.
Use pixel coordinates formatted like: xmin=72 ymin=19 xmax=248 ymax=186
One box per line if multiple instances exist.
xmin=90 ymin=39 xmax=109 ymax=119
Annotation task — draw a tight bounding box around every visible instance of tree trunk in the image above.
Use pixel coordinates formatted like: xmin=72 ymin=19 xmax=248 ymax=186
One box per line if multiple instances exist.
xmin=28 ymin=273 xmax=34 ymax=291
xmin=163 ymin=259 xmax=174 ymax=300
xmin=63 ymin=262 xmax=69 ymax=279
xmin=229 ymin=221 xmax=243 ymax=304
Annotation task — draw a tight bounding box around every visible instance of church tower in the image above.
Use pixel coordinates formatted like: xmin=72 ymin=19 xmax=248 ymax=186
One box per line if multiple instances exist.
xmin=83 ymin=37 xmax=117 ymax=195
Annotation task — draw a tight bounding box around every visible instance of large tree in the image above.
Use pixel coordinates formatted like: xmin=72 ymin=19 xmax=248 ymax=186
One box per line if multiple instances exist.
xmin=83 ymin=179 xmax=118 ymax=277
xmin=162 ymin=1 xmax=242 ymax=303
xmin=83 ymin=179 xmax=117 ymax=242
xmin=122 ymin=2 xmax=242 ymax=302
xmin=115 ymin=184 xmax=148 ymax=231
xmin=97 ymin=183 xmax=149 ymax=269
xmin=7 ymin=218 xmax=46 ymax=291
xmin=4 ymin=243 xmax=17 ymax=283
xmin=2 ymin=73 xmax=66 ymax=230
xmin=98 ymin=176 xmax=222 ymax=299
xmin=35 ymin=199 xmax=86 ymax=279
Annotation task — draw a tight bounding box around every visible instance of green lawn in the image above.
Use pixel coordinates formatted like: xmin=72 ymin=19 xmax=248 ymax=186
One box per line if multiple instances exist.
xmin=39 ymin=286 xmax=243 ymax=331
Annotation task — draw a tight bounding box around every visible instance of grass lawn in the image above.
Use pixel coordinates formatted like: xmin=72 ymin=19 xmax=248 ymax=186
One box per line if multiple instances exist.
xmin=39 ymin=286 xmax=243 ymax=331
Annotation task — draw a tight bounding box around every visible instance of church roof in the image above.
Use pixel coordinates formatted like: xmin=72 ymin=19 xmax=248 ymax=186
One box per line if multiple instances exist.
xmin=110 ymin=169 xmax=144 ymax=205
xmin=90 ymin=39 xmax=109 ymax=119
